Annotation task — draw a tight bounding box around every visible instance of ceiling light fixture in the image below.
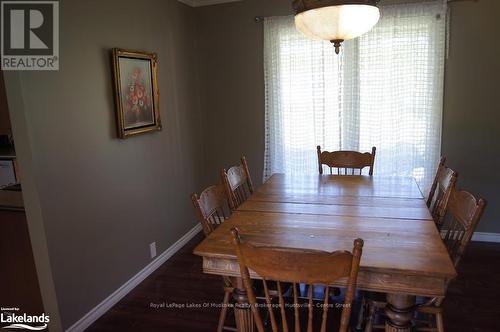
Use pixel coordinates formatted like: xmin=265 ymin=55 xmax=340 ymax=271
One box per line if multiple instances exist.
xmin=293 ymin=0 xmax=380 ymax=54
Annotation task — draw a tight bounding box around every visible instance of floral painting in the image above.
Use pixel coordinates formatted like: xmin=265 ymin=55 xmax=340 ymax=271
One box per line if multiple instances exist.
xmin=119 ymin=58 xmax=154 ymax=129
xmin=112 ymin=49 xmax=161 ymax=138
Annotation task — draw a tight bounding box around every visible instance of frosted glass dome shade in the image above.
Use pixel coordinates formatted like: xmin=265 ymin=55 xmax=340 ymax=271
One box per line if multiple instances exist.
xmin=295 ymin=4 xmax=380 ymax=52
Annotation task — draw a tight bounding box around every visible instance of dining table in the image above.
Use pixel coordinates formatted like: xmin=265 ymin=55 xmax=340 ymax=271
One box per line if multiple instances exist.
xmin=193 ymin=173 xmax=457 ymax=332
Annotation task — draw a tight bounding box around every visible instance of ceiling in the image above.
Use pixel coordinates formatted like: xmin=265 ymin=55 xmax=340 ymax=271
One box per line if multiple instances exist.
xmin=177 ymin=0 xmax=242 ymax=7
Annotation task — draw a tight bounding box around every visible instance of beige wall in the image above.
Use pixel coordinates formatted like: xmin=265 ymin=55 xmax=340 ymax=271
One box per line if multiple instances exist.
xmin=196 ymin=0 xmax=500 ymax=233
xmin=6 ymin=0 xmax=203 ymax=328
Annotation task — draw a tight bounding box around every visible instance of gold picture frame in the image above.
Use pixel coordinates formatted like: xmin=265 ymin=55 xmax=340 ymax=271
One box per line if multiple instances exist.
xmin=111 ymin=48 xmax=161 ymax=138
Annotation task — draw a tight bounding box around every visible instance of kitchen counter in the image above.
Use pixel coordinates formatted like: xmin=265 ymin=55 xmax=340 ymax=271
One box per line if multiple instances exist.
xmin=0 ymin=146 xmax=15 ymax=158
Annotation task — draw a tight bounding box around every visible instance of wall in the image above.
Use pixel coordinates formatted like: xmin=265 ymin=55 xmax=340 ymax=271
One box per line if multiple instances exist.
xmin=196 ymin=0 xmax=291 ymax=186
xmin=3 ymin=71 xmax=63 ymax=330
xmin=196 ymin=0 xmax=500 ymax=232
xmin=0 ymin=71 xmax=11 ymax=135
xmin=5 ymin=0 xmax=203 ymax=329
xmin=441 ymin=0 xmax=500 ymax=233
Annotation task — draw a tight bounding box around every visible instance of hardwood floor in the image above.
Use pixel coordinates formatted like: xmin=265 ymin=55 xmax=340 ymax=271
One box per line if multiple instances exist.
xmin=87 ymin=232 xmax=500 ymax=332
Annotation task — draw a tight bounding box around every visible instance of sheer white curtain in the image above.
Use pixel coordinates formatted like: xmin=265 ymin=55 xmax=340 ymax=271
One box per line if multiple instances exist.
xmin=263 ymin=1 xmax=447 ymax=193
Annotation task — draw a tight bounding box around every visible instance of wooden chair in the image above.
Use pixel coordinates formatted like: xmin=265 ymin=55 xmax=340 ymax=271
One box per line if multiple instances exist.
xmin=191 ymin=184 xmax=234 ymax=332
xmin=363 ymin=188 xmax=486 ymax=332
xmin=191 ymin=184 xmax=231 ymax=236
xmin=221 ymin=156 xmax=254 ymax=210
xmin=426 ymin=157 xmax=458 ymax=229
xmin=231 ymin=227 xmax=364 ymax=332
xmin=317 ymin=146 xmax=376 ymax=176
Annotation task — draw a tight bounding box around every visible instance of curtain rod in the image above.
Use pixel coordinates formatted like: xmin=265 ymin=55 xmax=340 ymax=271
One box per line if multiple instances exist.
xmin=254 ymin=0 xmax=477 ymax=22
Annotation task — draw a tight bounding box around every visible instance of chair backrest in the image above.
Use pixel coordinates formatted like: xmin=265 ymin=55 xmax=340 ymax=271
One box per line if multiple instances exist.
xmin=231 ymin=227 xmax=363 ymax=332
xmin=221 ymin=156 xmax=254 ymax=210
xmin=426 ymin=157 xmax=458 ymax=228
xmin=317 ymin=146 xmax=376 ymax=176
xmin=441 ymin=188 xmax=486 ymax=267
xmin=191 ymin=183 xmax=231 ymax=236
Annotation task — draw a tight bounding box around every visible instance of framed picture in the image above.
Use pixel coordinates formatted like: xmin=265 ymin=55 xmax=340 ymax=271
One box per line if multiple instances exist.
xmin=112 ymin=48 xmax=161 ymax=138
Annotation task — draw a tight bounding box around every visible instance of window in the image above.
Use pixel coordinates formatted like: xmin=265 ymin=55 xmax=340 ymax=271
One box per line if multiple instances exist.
xmin=263 ymin=1 xmax=447 ymax=193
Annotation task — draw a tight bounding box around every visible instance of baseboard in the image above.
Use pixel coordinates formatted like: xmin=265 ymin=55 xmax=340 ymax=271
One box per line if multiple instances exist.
xmin=66 ymin=224 xmax=202 ymax=332
xmin=472 ymin=232 xmax=500 ymax=243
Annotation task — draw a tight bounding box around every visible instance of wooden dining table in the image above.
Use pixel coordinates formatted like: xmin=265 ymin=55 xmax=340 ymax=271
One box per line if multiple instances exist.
xmin=194 ymin=174 xmax=457 ymax=332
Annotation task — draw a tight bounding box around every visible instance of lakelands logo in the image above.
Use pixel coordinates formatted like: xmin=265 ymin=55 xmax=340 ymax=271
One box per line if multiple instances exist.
xmin=0 ymin=308 xmax=49 ymax=330
xmin=1 ymin=0 xmax=59 ymax=70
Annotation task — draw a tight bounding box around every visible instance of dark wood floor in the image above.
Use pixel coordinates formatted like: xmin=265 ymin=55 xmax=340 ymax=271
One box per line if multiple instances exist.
xmin=87 ymin=232 xmax=500 ymax=332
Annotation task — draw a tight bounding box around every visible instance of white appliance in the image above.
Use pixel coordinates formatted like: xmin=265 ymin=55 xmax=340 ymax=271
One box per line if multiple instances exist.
xmin=0 ymin=159 xmax=16 ymax=187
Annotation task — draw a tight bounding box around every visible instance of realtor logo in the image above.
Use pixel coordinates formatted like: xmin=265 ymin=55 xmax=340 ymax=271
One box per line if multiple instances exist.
xmin=0 ymin=307 xmax=49 ymax=330
xmin=1 ymin=1 xmax=59 ymax=70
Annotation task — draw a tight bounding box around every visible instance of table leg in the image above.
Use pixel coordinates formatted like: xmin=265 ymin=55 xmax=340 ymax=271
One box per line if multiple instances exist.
xmin=385 ymin=293 xmax=416 ymax=332
xmin=231 ymin=277 xmax=254 ymax=332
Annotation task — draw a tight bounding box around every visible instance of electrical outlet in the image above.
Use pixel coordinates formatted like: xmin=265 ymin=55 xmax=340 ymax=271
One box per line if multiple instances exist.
xmin=150 ymin=242 xmax=157 ymax=259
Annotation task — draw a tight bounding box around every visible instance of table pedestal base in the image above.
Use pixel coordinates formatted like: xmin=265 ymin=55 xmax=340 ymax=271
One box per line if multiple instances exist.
xmin=385 ymin=293 xmax=416 ymax=332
